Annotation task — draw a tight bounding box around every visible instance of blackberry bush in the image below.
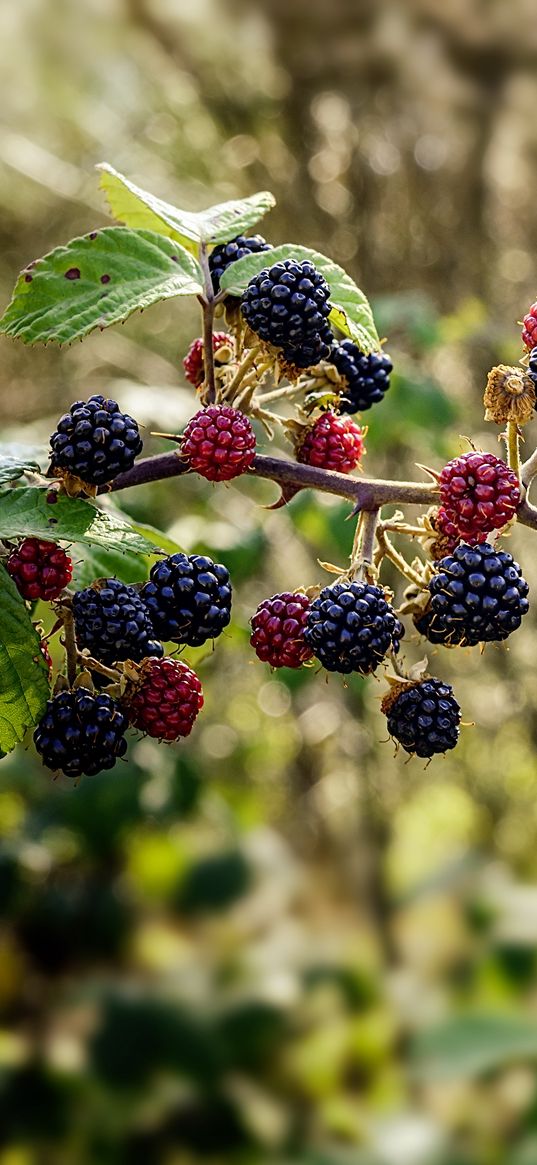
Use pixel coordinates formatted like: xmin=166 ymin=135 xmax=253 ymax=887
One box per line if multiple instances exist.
xmin=0 ymin=162 xmax=536 ymax=775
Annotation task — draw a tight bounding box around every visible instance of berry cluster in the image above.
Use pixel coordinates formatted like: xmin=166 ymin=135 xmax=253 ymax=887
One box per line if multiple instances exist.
xmin=17 ymin=231 xmax=537 ymax=780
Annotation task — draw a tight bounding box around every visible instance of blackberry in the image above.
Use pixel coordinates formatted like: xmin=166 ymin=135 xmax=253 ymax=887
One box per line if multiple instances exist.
xmin=382 ymin=678 xmax=461 ymax=758
xmin=330 ymin=341 xmax=393 ymax=414
xmin=141 ymin=553 xmax=232 ymax=647
xmin=73 ymin=579 xmax=162 ymax=666
xmin=280 ymin=324 xmax=333 ymax=372
xmin=304 ymin=580 xmax=404 ymax=674
xmin=7 ymin=538 xmax=72 ymax=601
xmin=127 ymin=657 xmax=204 ymax=741
xmin=439 ymin=451 xmax=519 ymax=540
xmin=181 ymin=405 xmax=256 ymax=481
xmin=209 ymin=234 xmax=272 ymax=295
xmin=49 ymin=395 xmax=143 ymax=487
xmin=241 ymin=259 xmax=332 ymax=365
xmin=33 ymin=687 xmax=128 ymax=778
xmin=296 ymin=411 xmax=364 ymax=474
xmin=250 ymin=591 xmax=313 ymax=669
xmin=522 ymin=302 xmax=537 ymax=351
xmin=427 ymin=542 xmax=529 ymax=646
xmin=183 ymin=333 xmax=234 ymax=388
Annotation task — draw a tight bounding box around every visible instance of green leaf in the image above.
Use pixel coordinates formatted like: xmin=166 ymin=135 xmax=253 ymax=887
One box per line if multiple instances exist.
xmin=0 ymin=227 xmax=203 ymax=345
xmin=0 ymin=489 xmax=160 ymax=556
xmin=219 ymin=244 xmax=381 ymax=354
xmin=98 ymin=163 xmax=275 ymax=248
xmin=0 ymin=565 xmax=50 ymax=753
xmin=412 ymin=1013 xmax=537 ymax=1080
xmin=71 ymin=522 xmax=182 ymax=589
xmin=0 ymin=452 xmax=42 ymax=485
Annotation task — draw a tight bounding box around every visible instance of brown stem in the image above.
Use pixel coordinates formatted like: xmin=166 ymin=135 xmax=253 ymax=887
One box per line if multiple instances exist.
xmin=198 ymin=243 xmax=216 ymax=404
xmin=105 ymin=450 xmax=440 ymax=512
xmin=60 ymin=606 xmax=78 ymax=687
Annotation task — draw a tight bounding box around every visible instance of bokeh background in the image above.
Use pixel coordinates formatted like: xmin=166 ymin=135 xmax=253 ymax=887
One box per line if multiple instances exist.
xmin=2 ymin=2 xmax=537 ymax=1162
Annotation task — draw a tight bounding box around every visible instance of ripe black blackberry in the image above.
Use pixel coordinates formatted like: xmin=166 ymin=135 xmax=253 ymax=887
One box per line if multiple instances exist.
xmin=241 ymin=259 xmax=332 ymax=365
xmin=49 ymin=395 xmax=143 ymax=487
xmin=382 ymin=678 xmax=461 ymax=758
xmin=141 ymin=553 xmax=232 ymax=647
xmin=33 ymin=687 xmax=128 ymax=778
xmin=329 ymin=340 xmax=393 ymax=414
xmin=73 ymin=579 xmax=163 ymax=666
xmin=209 ymin=234 xmax=272 ymax=295
xmin=304 ymin=580 xmax=404 ymax=674
xmin=428 ymin=542 xmax=529 ymax=646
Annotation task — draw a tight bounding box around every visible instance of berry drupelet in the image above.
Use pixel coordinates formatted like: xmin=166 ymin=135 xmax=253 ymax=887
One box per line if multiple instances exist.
xmin=382 ymin=678 xmax=461 ymax=758
xmin=126 ymin=657 xmax=203 ymax=741
xmin=33 ymin=687 xmax=128 ymax=778
xmin=181 ymin=405 xmax=256 ymax=482
xmin=296 ymin=411 xmax=363 ymax=474
xmin=522 ymin=303 xmax=537 ymax=350
xmin=329 ymin=341 xmax=393 ymax=414
xmin=49 ymin=395 xmax=143 ymax=487
xmin=241 ymin=259 xmax=332 ymax=368
xmin=209 ymin=234 xmax=272 ymax=295
xmin=7 ymin=538 xmax=72 ymax=601
xmin=73 ymin=579 xmax=162 ymax=666
xmin=427 ymin=542 xmax=529 ymax=646
xmin=304 ymin=580 xmax=404 ymax=674
xmin=183 ymin=333 xmax=234 ymax=388
xmin=250 ymin=592 xmax=313 ymax=669
xmin=439 ymin=451 xmax=519 ymax=540
xmin=528 ymin=348 xmax=537 ymax=392
xmin=141 ymin=553 xmax=232 ymax=647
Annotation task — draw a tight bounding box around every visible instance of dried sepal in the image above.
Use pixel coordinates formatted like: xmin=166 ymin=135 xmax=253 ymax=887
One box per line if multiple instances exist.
xmin=483 ymin=364 xmax=535 ymax=425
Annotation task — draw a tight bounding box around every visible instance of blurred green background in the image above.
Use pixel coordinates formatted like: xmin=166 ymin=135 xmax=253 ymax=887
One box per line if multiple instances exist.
xmin=3 ymin=2 xmax=537 ymax=1163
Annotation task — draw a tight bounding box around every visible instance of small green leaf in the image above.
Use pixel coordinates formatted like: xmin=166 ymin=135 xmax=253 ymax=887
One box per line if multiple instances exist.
xmin=0 ymin=489 xmax=160 ymax=556
xmin=0 ymin=453 xmax=42 ymax=485
xmin=195 ymin=191 xmax=276 ymax=245
xmin=0 ymin=565 xmax=50 ymax=753
xmin=71 ymin=521 xmax=182 ymax=589
xmin=98 ymin=164 xmax=275 ymax=248
xmin=412 ymin=1013 xmax=537 ymax=1080
xmin=0 ymin=228 xmax=203 ymax=345
xmin=220 ymin=244 xmax=381 ymax=354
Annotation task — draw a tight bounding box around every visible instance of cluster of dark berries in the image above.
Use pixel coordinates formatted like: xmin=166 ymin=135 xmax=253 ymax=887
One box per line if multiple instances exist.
xmin=419 ymin=542 xmax=529 ymax=648
xmin=329 ymin=341 xmax=393 ymax=414
xmin=49 ymin=394 xmax=143 ymax=488
xmin=241 ymin=258 xmax=333 ymax=371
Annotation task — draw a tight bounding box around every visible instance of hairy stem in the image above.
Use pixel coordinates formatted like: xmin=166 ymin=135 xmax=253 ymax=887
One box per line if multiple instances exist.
xmin=198 ymin=244 xmax=216 ymax=404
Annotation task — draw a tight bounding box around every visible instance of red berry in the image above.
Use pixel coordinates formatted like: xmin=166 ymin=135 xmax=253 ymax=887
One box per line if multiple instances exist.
xmin=181 ymin=405 xmax=256 ymax=482
xmin=522 ymin=303 xmax=537 ymax=350
xmin=439 ymin=451 xmax=520 ymax=539
xmin=431 ymin=506 xmax=488 ymax=557
xmin=7 ymin=538 xmax=72 ymax=601
xmin=127 ymin=657 xmax=203 ymax=741
xmin=297 ymin=412 xmax=363 ymax=474
xmin=183 ymin=333 xmax=233 ymax=388
xmin=250 ymin=591 xmax=313 ymax=669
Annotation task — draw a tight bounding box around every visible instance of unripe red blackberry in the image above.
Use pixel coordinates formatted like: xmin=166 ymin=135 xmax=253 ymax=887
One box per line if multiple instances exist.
xmin=183 ymin=333 xmax=234 ymax=388
xmin=382 ymin=678 xmax=461 ymax=758
xmin=305 ymin=580 xmax=404 ymax=674
xmin=49 ymin=395 xmax=143 ymax=487
xmin=33 ymin=687 xmax=128 ymax=778
xmin=7 ymin=538 xmax=72 ymax=601
xmin=522 ymin=303 xmax=537 ymax=350
xmin=181 ymin=405 xmax=256 ymax=482
xmin=250 ymin=592 xmax=313 ymax=669
xmin=296 ymin=411 xmax=363 ymax=474
xmin=127 ymin=657 xmax=203 ymax=740
xmin=439 ymin=451 xmax=519 ymax=539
